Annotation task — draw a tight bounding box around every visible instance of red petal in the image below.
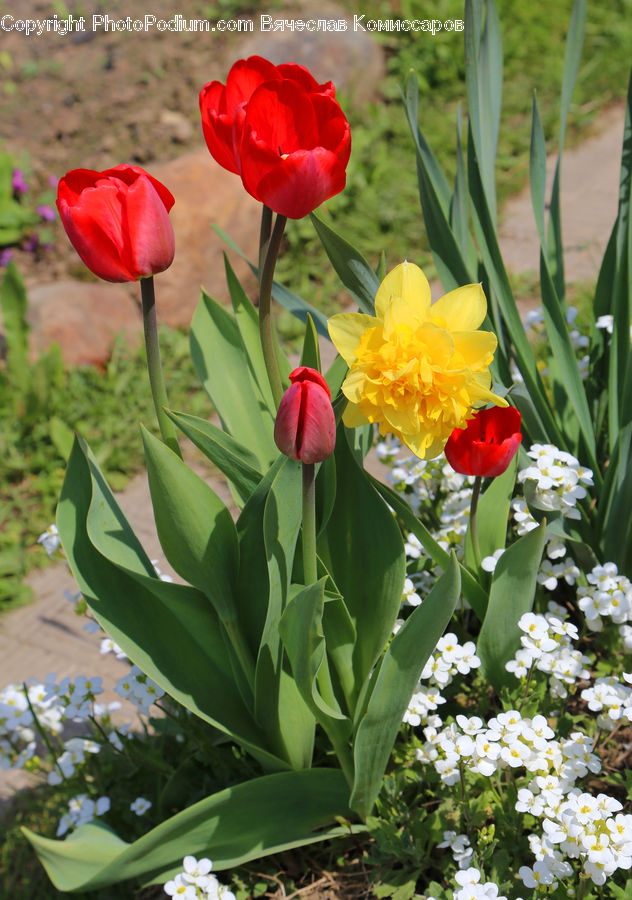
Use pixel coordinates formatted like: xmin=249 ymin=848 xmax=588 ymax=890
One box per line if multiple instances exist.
xmin=250 ymin=147 xmax=347 ymax=219
xmin=199 ymin=82 xmax=241 ymax=174
xmin=289 ymin=366 xmax=331 ymax=397
xmin=298 ymin=381 xmax=337 ymax=463
xmin=225 ymin=56 xmax=280 ymax=109
xmin=276 ymin=63 xmax=335 ymax=98
xmin=125 ymin=175 xmax=175 ymax=278
xmin=102 ymin=164 xmax=175 ymax=211
xmin=57 ymin=186 xmax=134 ymax=282
xmin=274 ymin=382 xmax=302 ymax=460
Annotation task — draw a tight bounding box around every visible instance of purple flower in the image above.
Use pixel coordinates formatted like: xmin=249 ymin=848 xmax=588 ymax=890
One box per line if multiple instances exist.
xmin=11 ymin=169 xmax=28 ymax=195
xmin=23 ymin=234 xmax=40 ymax=253
xmin=37 ymin=205 xmax=56 ymax=222
xmin=0 ymin=249 xmax=14 ymax=267
xmin=47 ymin=174 xmax=60 ymax=188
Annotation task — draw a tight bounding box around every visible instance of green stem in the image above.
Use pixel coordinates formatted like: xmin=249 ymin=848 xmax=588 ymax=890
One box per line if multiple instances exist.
xmin=140 ymin=276 xmax=182 ymax=458
xmin=22 ymin=682 xmax=64 ymax=780
xmin=302 ymin=463 xmax=317 ymax=585
xmin=469 ymin=475 xmax=483 ymax=571
xmin=258 ymin=209 xmax=287 ymax=408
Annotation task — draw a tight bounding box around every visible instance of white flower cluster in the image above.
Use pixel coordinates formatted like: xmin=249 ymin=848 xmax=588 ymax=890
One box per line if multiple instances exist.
xmin=523 ymin=305 xmax=590 ymax=378
xmin=0 ymin=681 xmax=64 ymax=771
xmin=43 ymin=673 xmax=104 ymax=720
xmin=519 ymin=787 xmax=632 ymax=887
xmin=578 ymin=563 xmax=632 ymax=643
xmin=581 ymin=673 xmax=632 ymax=732
xmin=403 ymin=634 xmax=481 ymax=729
xmin=451 ymin=867 xmax=508 ymax=900
xmin=115 ymin=665 xmax=165 ymax=715
xmin=416 ymin=707 xmax=599 ymax=789
xmin=56 ymin=793 xmax=110 ymax=836
xmin=517 ymin=444 xmax=593 ymax=521
xmin=164 ymin=856 xmax=235 ymax=900
xmin=505 ymin=608 xmax=590 ymax=698
xmin=378 ymin=439 xmax=473 ymax=550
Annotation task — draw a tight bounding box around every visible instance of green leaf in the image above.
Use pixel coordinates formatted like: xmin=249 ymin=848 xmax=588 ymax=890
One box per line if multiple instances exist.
xmin=310 ymin=212 xmax=380 ymax=314
xmin=212 ymin=225 xmax=331 ymax=336
xmin=351 ymin=555 xmax=460 ymax=818
xmin=224 ymin=253 xmax=276 ymax=413
xmin=256 ymin=457 xmax=315 ymax=768
xmin=529 ymin=94 xmax=547 ymax=247
xmin=464 ymin=454 xmax=518 ymax=570
xmin=300 ymin=313 xmax=322 ymax=371
xmin=320 ymin=427 xmax=405 ymax=699
xmin=23 ymin=769 xmax=357 ymax=891
xmin=404 ymin=72 xmax=474 ymax=291
xmin=477 ymin=522 xmax=546 ymax=689
xmin=141 ymin=426 xmax=239 ymax=628
xmin=166 ymin=409 xmax=262 ymax=504
xmin=58 ymin=436 xmax=279 ymax=765
xmin=190 ymin=289 xmax=277 ymax=468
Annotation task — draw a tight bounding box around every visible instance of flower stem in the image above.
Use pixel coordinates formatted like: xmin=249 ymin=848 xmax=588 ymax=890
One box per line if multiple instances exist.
xmin=140 ymin=276 xmax=182 ymax=458
xmin=469 ymin=475 xmax=483 ymax=571
xmin=258 ymin=208 xmax=287 ymax=408
xmin=302 ymin=463 xmax=317 ymax=585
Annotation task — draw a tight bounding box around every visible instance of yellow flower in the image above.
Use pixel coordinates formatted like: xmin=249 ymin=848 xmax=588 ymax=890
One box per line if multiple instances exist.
xmin=328 ymin=261 xmax=507 ymax=459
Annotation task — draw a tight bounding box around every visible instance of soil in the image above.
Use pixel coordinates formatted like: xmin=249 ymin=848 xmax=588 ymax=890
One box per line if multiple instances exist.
xmin=1 ymin=0 xmax=256 ymax=286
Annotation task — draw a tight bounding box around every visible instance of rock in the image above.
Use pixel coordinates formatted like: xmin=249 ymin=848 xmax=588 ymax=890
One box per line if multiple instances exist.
xmin=159 ymin=109 xmax=194 ymax=144
xmin=237 ymin=5 xmax=385 ymax=106
xmin=26 ymin=280 xmax=142 ymax=367
xmin=150 ymin=149 xmax=262 ymax=328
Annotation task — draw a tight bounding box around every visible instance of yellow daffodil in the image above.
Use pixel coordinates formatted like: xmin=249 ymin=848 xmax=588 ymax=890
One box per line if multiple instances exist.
xmin=328 ymin=261 xmax=507 ymax=459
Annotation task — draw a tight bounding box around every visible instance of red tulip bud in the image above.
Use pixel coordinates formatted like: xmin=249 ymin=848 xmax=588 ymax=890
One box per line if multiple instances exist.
xmin=56 ymin=165 xmax=175 ymax=283
xmin=274 ymin=367 xmax=336 ymax=464
xmin=445 ymin=407 xmax=522 ymax=477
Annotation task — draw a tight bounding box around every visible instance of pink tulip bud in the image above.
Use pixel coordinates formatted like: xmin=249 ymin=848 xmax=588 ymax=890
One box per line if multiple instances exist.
xmin=274 ymin=367 xmax=336 ymax=464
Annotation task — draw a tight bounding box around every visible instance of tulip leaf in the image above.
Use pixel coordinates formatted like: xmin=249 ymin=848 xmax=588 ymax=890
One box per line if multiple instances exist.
xmin=280 ymin=580 xmax=350 ymax=724
xmin=477 ymin=521 xmax=547 ymax=690
xmin=57 ymin=435 xmax=284 ymax=766
xmin=212 ymin=225 xmax=330 ymax=336
xmin=351 ymin=554 xmax=460 ymax=819
xmin=224 ymin=253 xmax=276 ymax=413
xmin=256 ymin=456 xmax=315 ymax=768
xmin=190 ymin=288 xmax=277 ymax=468
xmin=165 ymin=409 xmax=262 ymax=504
xmin=464 ymin=454 xmax=518 ymax=571
xmin=371 ymin=476 xmax=488 ymax=620
xmin=300 ymin=313 xmax=322 ymax=371
xmin=309 ymin=212 xmax=380 ymax=314
xmin=141 ymin=426 xmax=240 ymax=629
xmin=320 ymin=426 xmax=405 ymax=702
xmin=321 ymin=589 xmax=356 ymax=716
xmin=0 ymin=261 xmax=29 ymax=388
xmin=23 ymin=769 xmax=358 ymax=891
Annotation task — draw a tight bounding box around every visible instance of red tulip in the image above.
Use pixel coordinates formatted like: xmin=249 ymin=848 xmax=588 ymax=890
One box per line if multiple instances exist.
xmin=445 ymin=407 xmax=522 ymax=477
xmin=199 ymin=56 xmax=350 ymax=219
xmin=274 ymin=367 xmax=336 ymax=463
xmin=57 ymin=165 xmax=175 ymax=283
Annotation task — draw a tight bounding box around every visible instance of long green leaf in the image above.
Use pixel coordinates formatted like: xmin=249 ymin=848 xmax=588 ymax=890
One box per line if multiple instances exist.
xmin=212 ymin=225 xmax=331 ymax=336
xmin=190 ymin=289 xmax=277 ymax=468
xmin=23 ymin=769 xmax=356 ymax=891
xmin=58 ymin=436 xmax=281 ymax=765
xmin=477 ymin=522 xmax=546 ymax=689
xmin=141 ymin=426 xmax=240 ymax=627
xmin=351 ymin=555 xmax=460 ymax=818
xmin=310 ymin=212 xmax=379 ymax=314
xmin=166 ymin=409 xmax=262 ymax=504
xmin=320 ymin=427 xmax=405 ymax=698
xmin=256 ymin=457 xmax=314 ymax=768
xmin=0 ymin=261 xmax=29 ymax=388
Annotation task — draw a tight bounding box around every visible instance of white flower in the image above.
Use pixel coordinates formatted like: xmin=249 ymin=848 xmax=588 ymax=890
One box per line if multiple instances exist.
xmin=130 ymin=797 xmax=152 ymax=816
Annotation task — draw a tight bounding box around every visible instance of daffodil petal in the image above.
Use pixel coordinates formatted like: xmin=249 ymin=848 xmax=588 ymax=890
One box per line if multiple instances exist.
xmin=342 ymin=402 xmax=370 ymax=428
xmin=374 ymin=261 xmax=431 ymax=321
xmin=328 ymin=313 xmax=378 ymax=366
xmin=452 ymin=330 xmax=498 ymax=369
xmin=429 ymin=283 xmax=487 ymax=331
